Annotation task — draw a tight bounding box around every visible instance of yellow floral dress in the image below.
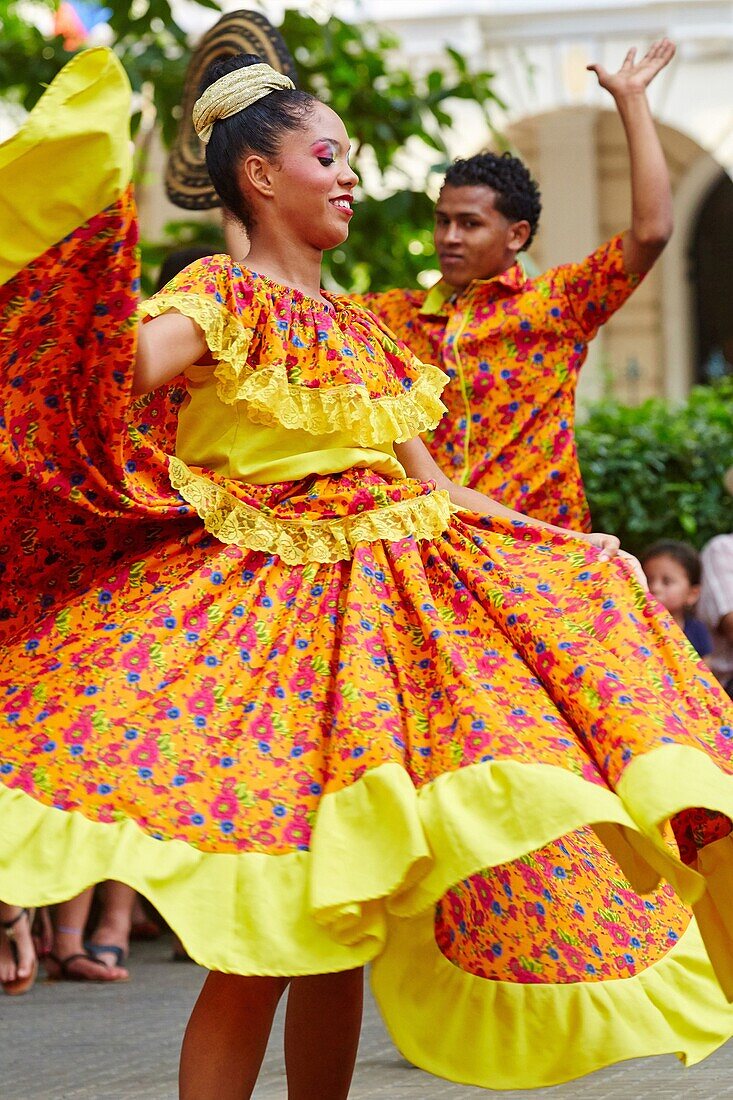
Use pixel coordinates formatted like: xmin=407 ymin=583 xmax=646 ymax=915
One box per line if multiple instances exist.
xmin=4 ymin=48 xmax=733 ymax=1091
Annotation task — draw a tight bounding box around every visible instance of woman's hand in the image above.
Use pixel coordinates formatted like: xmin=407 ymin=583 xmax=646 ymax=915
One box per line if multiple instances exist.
xmin=585 ymin=532 xmax=620 ymax=561
xmin=618 ymin=549 xmax=648 ymax=589
xmin=583 ymin=534 xmax=647 ymax=586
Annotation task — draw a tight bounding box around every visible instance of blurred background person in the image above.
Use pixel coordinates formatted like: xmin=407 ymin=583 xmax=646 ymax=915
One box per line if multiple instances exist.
xmin=641 ymin=539 xmax=712 ymax=660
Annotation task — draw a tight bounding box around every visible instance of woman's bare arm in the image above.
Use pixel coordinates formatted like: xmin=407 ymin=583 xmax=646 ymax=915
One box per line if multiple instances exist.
xmin=133 ymin=311 xmax=208 ymax=396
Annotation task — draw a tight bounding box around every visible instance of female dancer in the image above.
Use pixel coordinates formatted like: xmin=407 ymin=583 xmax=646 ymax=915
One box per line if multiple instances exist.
xmin=2 ymin=47 xmax=733 ymax=1099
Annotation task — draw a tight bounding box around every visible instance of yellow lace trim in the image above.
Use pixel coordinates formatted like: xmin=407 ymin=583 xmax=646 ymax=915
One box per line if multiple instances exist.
xmin=139 ymin=293 xmax=254 ymax=371
xmin=139 ymin=293 xmax=448 ymax=445
xmin=169 ymin=457 xmax=453 ymax=565
xmin=220 ymin=361 xmax=448 ymax=446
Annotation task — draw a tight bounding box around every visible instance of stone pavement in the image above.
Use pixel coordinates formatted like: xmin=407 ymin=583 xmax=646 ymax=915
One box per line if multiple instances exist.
xmin=4 ymin=937 xmax=733 ymax=1099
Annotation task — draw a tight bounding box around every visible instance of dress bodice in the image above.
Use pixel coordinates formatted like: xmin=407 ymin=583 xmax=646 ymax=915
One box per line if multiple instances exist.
xmin=140 ymin=257 xmax=448 ymax=486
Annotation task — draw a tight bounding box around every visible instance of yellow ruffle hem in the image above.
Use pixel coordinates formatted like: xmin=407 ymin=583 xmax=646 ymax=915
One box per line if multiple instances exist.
xmin=4 ymin=749 xmax=733 ymax=1089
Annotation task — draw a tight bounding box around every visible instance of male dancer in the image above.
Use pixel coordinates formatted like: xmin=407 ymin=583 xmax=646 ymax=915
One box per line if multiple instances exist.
xmin=362 ymin=39 xmax=675 ymax=530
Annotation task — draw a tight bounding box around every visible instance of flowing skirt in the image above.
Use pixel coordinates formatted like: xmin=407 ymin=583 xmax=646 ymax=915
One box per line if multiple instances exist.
xmin=3 ymin=48 xmax=733 ymax=1090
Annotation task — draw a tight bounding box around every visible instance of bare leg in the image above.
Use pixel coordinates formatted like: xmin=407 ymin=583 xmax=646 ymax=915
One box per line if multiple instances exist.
xmin=131 ymin=892 xmax=163 ymax=939
xmin=179 ymin=972 xmax=289 ymax=1100
xmin=88 ymin=880 xmax=135 ymax=967
xmin=33 ymin=907 xmax=54 ymax=957
xmin=284 ymin=969 xmax=364 ymax=1100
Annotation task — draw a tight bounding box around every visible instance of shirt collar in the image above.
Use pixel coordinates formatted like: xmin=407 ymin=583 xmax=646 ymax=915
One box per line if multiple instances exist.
xmin=419 ymin=261 xmax=530 ymax=317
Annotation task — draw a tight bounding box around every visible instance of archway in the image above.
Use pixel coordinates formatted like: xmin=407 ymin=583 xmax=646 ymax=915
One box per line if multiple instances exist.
xmin=690 ymin=170 xmax=733 ymax=383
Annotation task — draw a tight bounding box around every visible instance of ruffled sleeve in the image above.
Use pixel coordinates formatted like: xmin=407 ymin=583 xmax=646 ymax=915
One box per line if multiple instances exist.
xmin=138 ymin=254 xmax=258 ymax=387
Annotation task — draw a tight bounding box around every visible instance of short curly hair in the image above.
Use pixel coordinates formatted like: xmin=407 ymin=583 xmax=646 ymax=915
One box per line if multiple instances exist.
xmin=442 ymin=152 xmax=542 ymax=250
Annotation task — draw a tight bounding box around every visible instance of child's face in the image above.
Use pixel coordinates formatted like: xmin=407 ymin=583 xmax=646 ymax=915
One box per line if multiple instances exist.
xmin=643 ymin=554 xmax=699 ymax=615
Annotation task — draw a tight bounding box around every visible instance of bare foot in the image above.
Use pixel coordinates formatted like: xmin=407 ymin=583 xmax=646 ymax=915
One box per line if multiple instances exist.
xmin=0 ymin=906 xmax=37 ymax=992
xmin=87 ymin=881 xmax=134 ymax=965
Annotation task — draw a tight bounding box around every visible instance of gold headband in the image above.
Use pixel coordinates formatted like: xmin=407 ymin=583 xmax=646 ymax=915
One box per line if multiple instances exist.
xmin=192 ymin=63 xmax=296 ymax=144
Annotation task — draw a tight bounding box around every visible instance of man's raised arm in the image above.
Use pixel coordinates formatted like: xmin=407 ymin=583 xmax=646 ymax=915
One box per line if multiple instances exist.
xmin=588 ymin=38 xmax=675 ymax=274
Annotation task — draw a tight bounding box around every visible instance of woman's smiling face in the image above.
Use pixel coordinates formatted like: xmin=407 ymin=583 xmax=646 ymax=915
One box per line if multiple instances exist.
xmin=248 ymin=101 xmax=359 ymax=251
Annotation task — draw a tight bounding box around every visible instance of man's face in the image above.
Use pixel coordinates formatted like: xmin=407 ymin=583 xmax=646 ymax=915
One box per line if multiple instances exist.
xmin=433 ymin=184 xmax=530 ymax=290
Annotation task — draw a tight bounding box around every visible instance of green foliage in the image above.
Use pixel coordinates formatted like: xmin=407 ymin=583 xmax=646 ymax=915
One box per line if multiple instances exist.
xmin=101 ymin=0 xmax=222 ymax=144
xmin=325 ymin=190 xmax=437 ymax=294
xmin=0 ymin=1 xmax=502 ymax=292
xmin=577 ymin=379 xmax=733 ymax=554
xmin=0 ymin=0 xmax=74 ymax=109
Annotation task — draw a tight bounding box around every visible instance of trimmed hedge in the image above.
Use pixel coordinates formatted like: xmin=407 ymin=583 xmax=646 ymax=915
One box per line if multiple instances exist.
xmin=577 ymin=379 xmax=733 ymax=555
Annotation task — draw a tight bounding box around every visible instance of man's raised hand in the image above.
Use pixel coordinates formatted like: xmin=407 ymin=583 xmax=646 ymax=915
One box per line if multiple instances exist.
xmin=587 ymin=38 xmax=676 ymax=99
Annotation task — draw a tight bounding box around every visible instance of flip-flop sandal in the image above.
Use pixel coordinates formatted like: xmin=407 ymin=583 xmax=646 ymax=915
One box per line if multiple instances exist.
xmin=1 ymin=908 xmax=39 ymax=996
xmin=84 ymin=942 xmax=127 ymax=967
xmin=45 ymin=950 xmax=129 ymax=982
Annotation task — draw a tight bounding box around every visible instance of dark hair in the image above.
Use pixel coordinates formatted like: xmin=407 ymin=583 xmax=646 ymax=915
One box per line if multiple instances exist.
xmin=200 ymin=54 xmax=317 ymax=232
xmin=157 ymin=245 xmax=221 ymax=291
xmin=442 ymin=152 xmax=542 ymax=249
xmin=641 ymin=539 xmax=702 ymax=586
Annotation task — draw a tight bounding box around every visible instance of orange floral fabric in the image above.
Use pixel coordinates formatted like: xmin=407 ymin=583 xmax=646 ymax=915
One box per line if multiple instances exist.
xmin=2 ymin=190 xmax=733 ymax=1006
xmin=361 ymin=236 xmax=642 ymax=531
xmin=437 ymin=832 xmax=689 ymax=984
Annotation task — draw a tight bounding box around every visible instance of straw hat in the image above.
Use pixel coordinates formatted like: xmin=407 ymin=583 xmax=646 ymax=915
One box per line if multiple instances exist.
xmin=165 ymin=9 xmax=297 ymax=210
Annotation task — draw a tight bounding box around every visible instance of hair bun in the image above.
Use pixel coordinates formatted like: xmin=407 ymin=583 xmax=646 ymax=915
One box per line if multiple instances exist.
xmin=193 ymin=61 xmax=296 ymax=144
xmin=199 ymin=53 xmax=265 ymax=96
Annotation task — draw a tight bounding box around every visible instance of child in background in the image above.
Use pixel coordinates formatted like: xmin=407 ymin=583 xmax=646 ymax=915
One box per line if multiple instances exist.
xmin=642 ymin=539 xmax=712 ymax=659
